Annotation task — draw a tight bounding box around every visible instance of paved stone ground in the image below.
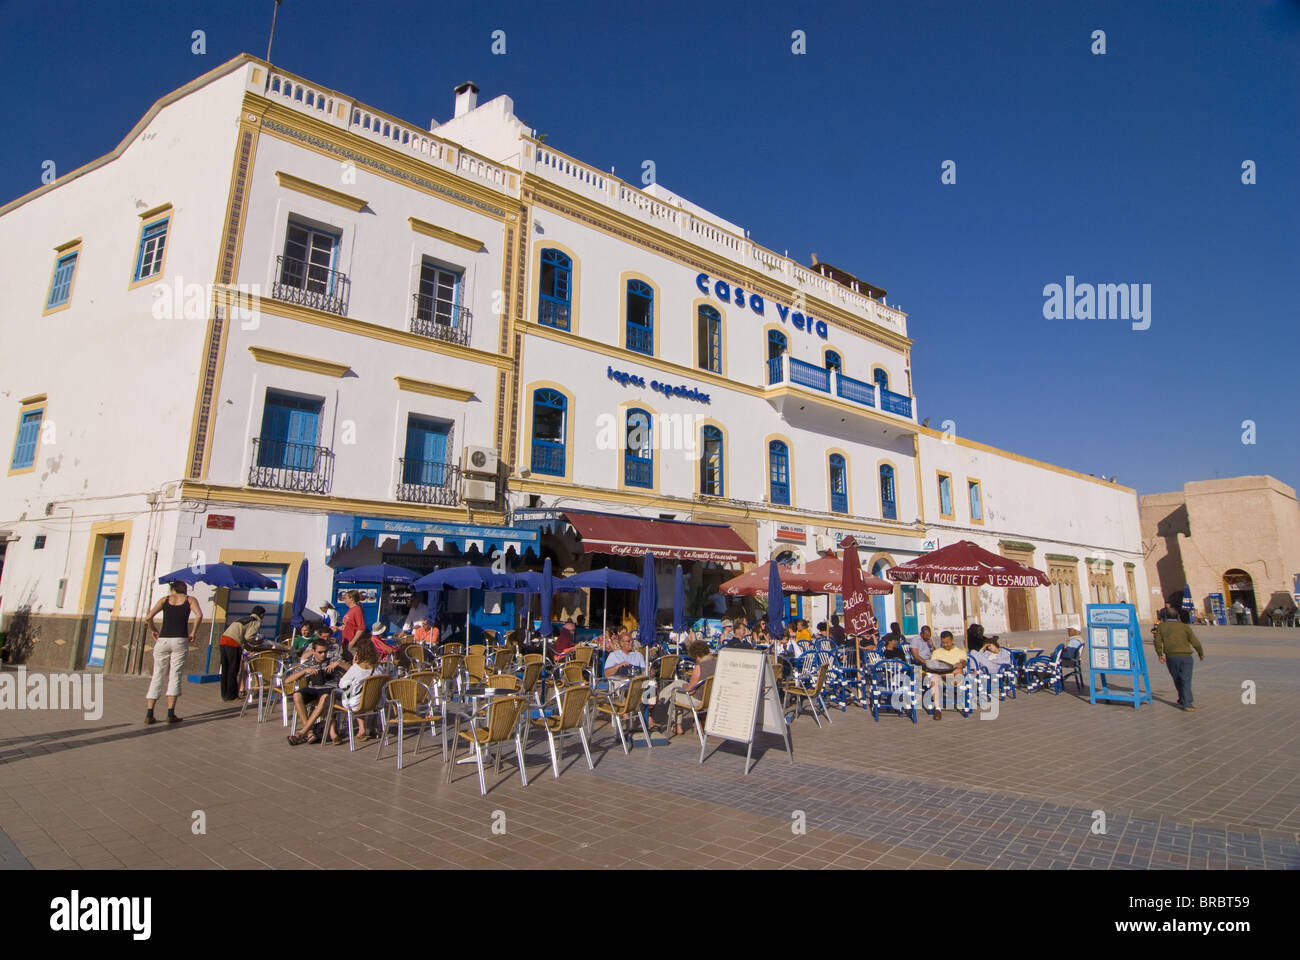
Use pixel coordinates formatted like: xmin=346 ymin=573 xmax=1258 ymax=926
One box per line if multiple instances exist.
xmin=1 ymin=626 xmax=1296 ymax=869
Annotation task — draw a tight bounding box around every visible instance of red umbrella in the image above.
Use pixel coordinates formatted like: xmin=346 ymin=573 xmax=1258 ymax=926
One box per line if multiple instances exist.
xmin=840 ymin=537 xmax=880 ymax=671
xmin=802 ymin=550 xmax=894 ymax=595
xmin=719 ymin=560 xmax=822 ymax=598
xmin=886 ymin=539 xmax=1050 ymax=630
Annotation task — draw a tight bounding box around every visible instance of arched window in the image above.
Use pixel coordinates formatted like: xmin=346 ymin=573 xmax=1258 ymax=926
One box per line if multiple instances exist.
xmin=879 ymin=464 xmax=897 ymax=520
xmin=825 ymin=351 xmax=842 ymax=372
xmin=872 ymin=367 xmax=889 ymax=391
xmin=767 ymin=331 xmax=787 ymax=385
xmin=769 ymin=440 xmax=791 ymax=506
xmin=624 ymin=408 xmax=653 ymax=488
xmin=701 ymin=426 xmax=723 ymax=496
xmin=530 ymin=389 xmax=567 ymax=476
xmin=538 ymin=249 xmax=572 ymax=330
xmin=698 ymin=305 xmax=722 ymax=373
xmin=829 ymin=454 xmax=847 ymax=514
xmin=626 ymin=280 xmax=653 ymax=355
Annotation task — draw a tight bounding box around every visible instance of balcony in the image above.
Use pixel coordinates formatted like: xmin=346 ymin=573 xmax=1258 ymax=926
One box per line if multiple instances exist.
xmin=410 ymin=295 xmax=472 ymax=347
xmin=396 ymin=458 xmax=461 ymax=506
xmin=879 ymin=387 xmax=913 ymax=418
xmin=766 ymin=356 xmax=914 ymax=422
xmin=538 ymin=298 xmax=570 ymax=331
xmin=835 ymin=371 xmax=876 ymax=407
xmin=624 ymin=455 xmax=652 ymax=488
xmin=627 ymin=324 xmax=653 ymax=356
xmin=530 ymin=443 xmax=565 ymax=476
xmin=249 ymin=438 xmax=334 ymax=494
xmin=272 ymin=255 xmax=350 ymax=316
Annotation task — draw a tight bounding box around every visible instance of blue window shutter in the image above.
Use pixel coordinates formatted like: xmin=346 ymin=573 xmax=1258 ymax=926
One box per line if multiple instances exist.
xmin=11 ymin=410 xmax=42 ymax=469
xmin=47 ymin=253 xmax=77 ymax=308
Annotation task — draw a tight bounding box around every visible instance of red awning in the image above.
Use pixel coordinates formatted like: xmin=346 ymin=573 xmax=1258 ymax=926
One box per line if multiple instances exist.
xmin=563 ymin=511 xmax=756 ymax=563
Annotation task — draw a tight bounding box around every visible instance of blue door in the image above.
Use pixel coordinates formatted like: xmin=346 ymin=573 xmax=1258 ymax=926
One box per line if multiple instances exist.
xmin=227 ymin=563 xmax=288 ymax=643
xmin=900 ymin=584 xmax=918 ymax=635
xmin=403 ymin=417 xmax=450 ymax=485
xmin=86 ymin=538 xmax=123 ymax=668
xmin=260 ymin=392 xmax=321 ymax=470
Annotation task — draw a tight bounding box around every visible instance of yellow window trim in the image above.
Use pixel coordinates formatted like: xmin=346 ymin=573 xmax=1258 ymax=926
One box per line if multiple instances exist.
xmin=8 ymin=398 xmax=47 ymax=477
xmin=19 ymin=394 xmax=47 ymax=405
xmin=138 ymin=202 xmax=174 ymax=220
xmin=407 ymin=216 xmax=483 ymax=252
xmin=42 ymin=245 xmax=82 ymax=317
xmin=936 ymin=471 xmax=954 ymax=520
xmin=275 ymin=171 xmax=367 ymax=211
xmin=394 ymin=376 xmax=475 ymax=402
xmin=248 ymin=346 xmax=350 ymax=378
xmin=127 ymin=211 xmax=173 ymax=291
xmin=53 ymin=237 xmax=82 ymax=252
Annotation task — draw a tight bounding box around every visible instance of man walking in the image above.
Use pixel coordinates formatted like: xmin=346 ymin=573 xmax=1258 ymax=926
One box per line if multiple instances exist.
xmin=1154 ymin=608 xmax=1205 ymax=711
xmin=143 ymin=581 xmax=203 ymax=724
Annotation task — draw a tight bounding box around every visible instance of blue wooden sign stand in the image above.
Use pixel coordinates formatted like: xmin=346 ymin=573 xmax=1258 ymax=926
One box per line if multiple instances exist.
xmin=1086 ymin=603 xmax=1152 ymax=708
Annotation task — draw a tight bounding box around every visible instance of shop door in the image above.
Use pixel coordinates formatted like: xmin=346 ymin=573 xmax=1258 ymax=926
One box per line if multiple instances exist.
xmin=900 ymin=584 xmax=918 ymax=635
xmin=228 ymin=563 xmax=287 ymax=643
xmin=86 ymin=536 xmax=123 ymax=668
xmin=1007 ymin=589 xmax=1031 ymax=632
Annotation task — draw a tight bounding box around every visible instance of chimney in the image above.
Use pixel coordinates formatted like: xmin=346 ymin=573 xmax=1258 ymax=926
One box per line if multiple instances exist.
xmin=453 ymin=81 xmax=479 ymax=118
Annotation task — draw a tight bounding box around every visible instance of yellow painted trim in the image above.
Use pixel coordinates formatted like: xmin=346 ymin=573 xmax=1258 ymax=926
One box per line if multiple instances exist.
xmin=274 ymin=170 xmax=367 ymax=211
xmin=238 ymin=293 xmax=513 ymax=371
xmin=77 ymin=520 xmax=134 ymax=625
xmin=825 ymin=446 xmax=852 ymax=517
xmin=912 ymin=433 xmax=926 ymax=526
xmin=519 ymin=379 xmax=576 ymax=484
xmin=525 ymin=320 xmax=749 ymax=397
xmin=528 ymin=238 xmax=582 ymax=338
xmin=822 ymin=344 xmax=845 ymax=370
xmin=214 ymin=548 xmax=306 ymax=632
xmin=918 ymin=425 xmax=1136 ymax=493
xmin=7 ymin=398 xmax=47 ymax=476
xmin=966 ymin=477 xmax=984 ymax=526
xmin=617 ymin=270 xmax=661 ymax=358
xmin=616 ymin=399 xmax=661 ymax=495
xmin=764 ymin=432 xmax=796 ymax=508
xmin=18 ymin=394 xmax=47 ymax=405
xmin=248 ymin=346 xmax=350 ymax=378
xmin=126 ymin=212 xmax=173 ymax=291
xmin=41 ymin=245 xmax=81 ymax=317
xmin=394 ymin=376 xmax=475 ymax=402
xmin=691 ymin=297 xmax=728 ymax=378
xmin=936 ymin=471 xmax=955 ymax=520
xmin=877 ymin=457 xmax=901 ymax=522
xmin=179 ymin=482 xmax=508 ymax=525
xmin=694 ymin=417 xmax=730 ymax=499
xmin=869 ymin=364 xmax=891 ymax=391
xmin=407 ymin=216 xmax=484 ymax=252
xmin=138 ymin=202 xmax=174 ymax=220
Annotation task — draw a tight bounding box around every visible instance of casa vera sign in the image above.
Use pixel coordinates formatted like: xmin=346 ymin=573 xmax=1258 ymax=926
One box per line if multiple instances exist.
xmin=695 ymin=272 xmax=830 ymax=339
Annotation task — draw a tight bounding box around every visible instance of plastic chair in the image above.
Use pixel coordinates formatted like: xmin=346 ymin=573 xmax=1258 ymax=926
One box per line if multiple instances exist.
xmin=446 ymin=695 xmax=529 ymax=795
xmin=782 ymin=662 xmax=831 ymax=727
xmin=1026 ymin=645 xmax=1066 ymax=694
xmin=594 ymin=675 xmax=651 ymax=754
xmin=1059 ymin=642 xmax=1085 ymax=692
xmin=464 ymin=653 xmax=488 ymax=686
xmin=240 ymin=654 xmax=282 ymax=723
xmin=671 ymin=674 xmax=714 ymax=748
xmin=378 ymin=678 xmax=437 ymax=769
xmin=484 ymin=673 xmax=520 ymax=691
xmin=323 ymin=675 xmax=387 ymax=751
xmin=529 ymin=683 xmax=594 ymax=777
xmin=868 ymin=660 xmax=917 ymax=724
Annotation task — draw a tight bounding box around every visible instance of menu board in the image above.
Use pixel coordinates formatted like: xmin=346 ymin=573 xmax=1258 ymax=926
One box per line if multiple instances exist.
xmin=701 ymin=648 xmax=791 ymax=774
xmin=1085 ymin=603 xmax=1152 ymax=709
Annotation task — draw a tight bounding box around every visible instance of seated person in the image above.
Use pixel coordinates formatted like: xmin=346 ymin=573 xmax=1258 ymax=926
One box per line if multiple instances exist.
xmin=717 ymin=620 xmax=735 ymax=645
xmin=855 ymin=614 xmax=881 ymax=658
xmin=776 ymin=625 xmax=805 ymax=660
xmin=552 ymin=619 xmax=578 ymax=659
xmin=368 ymin=622 xmax=399 ymax=661
xmin=925 ymin=630 xmax=968 ymax=720
xmin=971 ymin=639 xmax=1012 ymax=672
xmin=290 ymin=622 xmax=315 ymax=654
xmin=733 ymin=621 xmax=753 ymax=647
xmin=796 ymin=619 xmax=813 ymax=645
xmin=328 ymin=636 xmax=379 ymax=744
xmin=966 ymin=622 xmax=1000 ymax=652
xmin=1065 ymin=627 xmax=1084 ymax=651
xmin=828 ymin=615 xmax=847 ymax=647
xmin=813 ymin=621 xmax=830 ymax=642
xmin=412 ymin=617 xmax=439 ymax=647
xmin=655 ymin=639 xmax=716 ymax=735
xmin=401 ymin=598 xmax=429 ymax=635
xmin=908 ymin=625 xmax=936 ymax=666
xmin=285 ymin=639 xmax=348 ymax=744
xmin=603 ymin=631 xmax=646 ymax=678
xmin=880 ymin=635 xmax=908 ymax=660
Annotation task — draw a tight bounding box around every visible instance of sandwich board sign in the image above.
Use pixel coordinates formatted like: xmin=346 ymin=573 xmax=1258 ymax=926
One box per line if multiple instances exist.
xmin=701 ymin=648 xmax=792 ymax=774
xmin=1085 ymin=603 xmax=1152 ymax=709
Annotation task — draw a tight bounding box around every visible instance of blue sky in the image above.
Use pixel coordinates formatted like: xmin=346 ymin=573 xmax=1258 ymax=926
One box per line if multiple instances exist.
xmin=2 ymin=0 xmax=1296 ymax=495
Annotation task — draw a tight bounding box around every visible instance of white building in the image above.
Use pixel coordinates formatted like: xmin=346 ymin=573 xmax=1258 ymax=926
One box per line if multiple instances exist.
xmin=0 ymin=55 xmax=1147 ymax=672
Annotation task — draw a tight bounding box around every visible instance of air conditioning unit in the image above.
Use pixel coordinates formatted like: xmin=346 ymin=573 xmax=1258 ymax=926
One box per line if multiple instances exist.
xmin=815 ymin=534 xmax=837 ymax=554
xmin=464 ymin=446 xmax=499 ymax=475
xmin=462 ymin=478 xmax=497 ymax=502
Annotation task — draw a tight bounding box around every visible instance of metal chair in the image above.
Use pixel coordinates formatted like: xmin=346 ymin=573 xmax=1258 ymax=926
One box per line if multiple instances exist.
xmin=323 ymin=674 xmax=387 ymax=751
xmin=467 ymin=644 xmax=487 ymax=658
xmin=529 ymin=683 xmax=594 ymax=777
xmin=670 ymin=674 xmax=715 ymax=748
xmin=489 ymin=647 xmax=516 ymax=674
xmin=1059 ymin=642 xmax=1085 ymax=693
xmin=446 ymin=694 xmax=529 ymax=795
xmin=378 ymin=678 xmax=437 ymax=769
xmin=1026 ymin=645 xmax=1067 ymax=694
xmin=868 ymin=659 xmax=917 ymax=724
xmin=240 ymin=654 xmax=282 ymax=723
xmin=464 ymin=653 xmax=488 ymax=686
xmin=593 ymin=675 xmax=652 ymax=754
xmin=484 ymin=673 xmax=520 ymax=691
xmin=782 ymin=662 xmax=832 ymax=727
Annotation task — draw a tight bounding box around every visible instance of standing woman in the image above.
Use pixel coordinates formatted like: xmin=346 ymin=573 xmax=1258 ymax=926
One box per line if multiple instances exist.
xmin=339 ymin=590 xmax=366 ymax=655
xmin=143 ymin=580 xmax=203 ymax=724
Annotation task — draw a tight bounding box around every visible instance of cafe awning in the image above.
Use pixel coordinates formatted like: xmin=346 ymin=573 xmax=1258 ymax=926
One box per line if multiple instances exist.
xmin=561 ymin=510 xmax=756 ymax=563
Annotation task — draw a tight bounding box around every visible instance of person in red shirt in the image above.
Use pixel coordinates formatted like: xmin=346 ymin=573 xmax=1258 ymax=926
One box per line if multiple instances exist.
xmin=551 ymin=619 xmax=578 ymax=660
xmin=339 ymin=591 xmax=366 ymax=652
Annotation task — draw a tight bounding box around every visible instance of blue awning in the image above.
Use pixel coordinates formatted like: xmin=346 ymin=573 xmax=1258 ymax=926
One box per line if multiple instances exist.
xmin=326 ymin=515 xmax=537 ymax=562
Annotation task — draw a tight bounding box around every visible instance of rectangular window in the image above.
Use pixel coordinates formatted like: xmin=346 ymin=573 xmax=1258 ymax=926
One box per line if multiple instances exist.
xmin=133 ymin=217 xmax=169 ymax=281
xmin=258 ymin=390 xmax=323 ymax=471
xmin=416 ymin=261 xmax=462 ymax=327
xmin=937 ymin=473 xmax=953 ymax=519
xmin=968 ymin=480 xmax=983 ymax=522
xmin=10 ymin=408 xmax=44 ymax=471
xmin=281 ymin=222 xmax=338 ymax=294
xmin=46 ymin=251 xmax=79 ymax=309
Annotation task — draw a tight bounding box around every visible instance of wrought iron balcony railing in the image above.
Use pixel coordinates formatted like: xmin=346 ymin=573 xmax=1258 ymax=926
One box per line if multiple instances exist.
xmin=249 ymin=438 xmax=334 ymax=494
xmin=410 ymin=295 xmax=471 ymax=346
xmin=272 ymin=254 xmax=350 ymax=316
xmin=396 ymin=458 xmax=461 ymax=506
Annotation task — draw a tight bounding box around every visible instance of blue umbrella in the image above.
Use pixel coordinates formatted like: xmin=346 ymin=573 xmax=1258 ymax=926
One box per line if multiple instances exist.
xmin=559 ymin=567 xmax=642 ymax=637
xmin=412 ymin=565 xmax=514 ymax=645
xmin=158 ymin=563 xmax=276 ymax=589
xmin=673 ymin=564 xmax=686 ymax=635
xmin=289 ymin=559 xmax=309 ymax=629
xmin=638 ymin=552 xmax=658 ymax=650
xmin=335 ymin=563 xmax=420 ymax=584
xmin=767 ymin=559 xmax=785 ymax=639
xmin=539 ymin=558 xmax=554 ymax=639
xmin=504 ymin=571 xmax=579 ymax=594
